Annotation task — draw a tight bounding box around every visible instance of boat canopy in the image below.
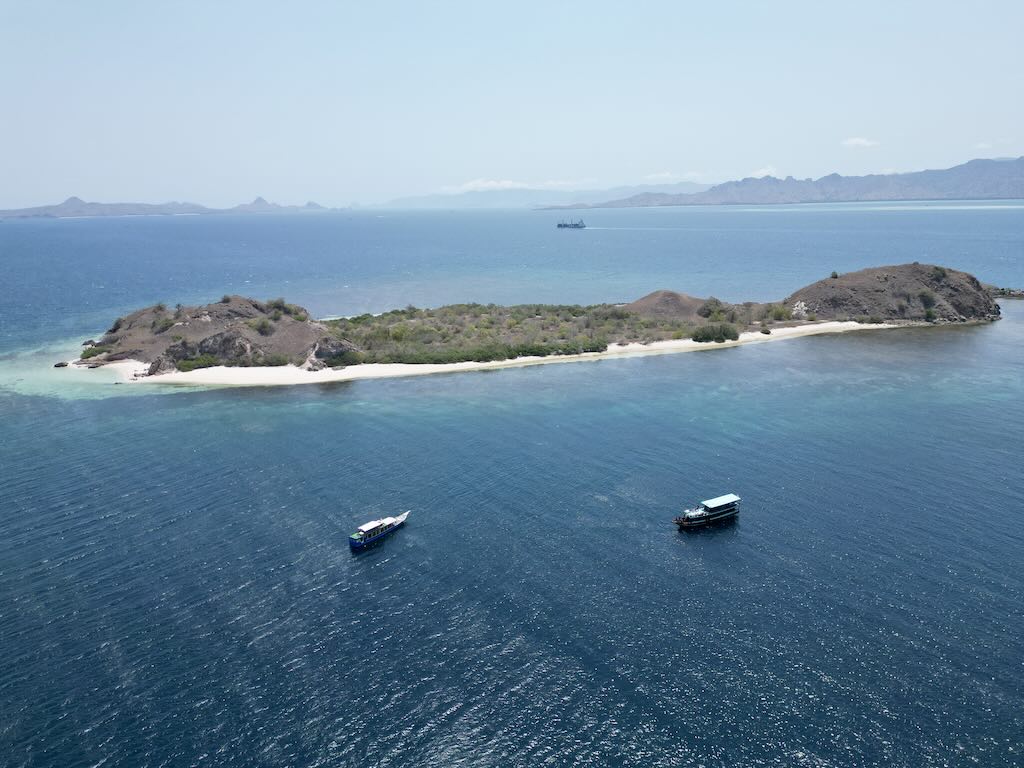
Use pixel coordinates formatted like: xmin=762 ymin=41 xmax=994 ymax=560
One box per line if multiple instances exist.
xmin=701 ymin=493 xmax=741 ymax=509
xmin=355 ymin=514 xmax=402 ymax=534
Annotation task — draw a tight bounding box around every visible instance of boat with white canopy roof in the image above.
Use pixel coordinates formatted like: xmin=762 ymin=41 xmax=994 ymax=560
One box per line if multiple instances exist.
xmin=674 ymin=494 xmax=740 ymax=529
xmin=349 ymin=511 xmax=410 ymax=550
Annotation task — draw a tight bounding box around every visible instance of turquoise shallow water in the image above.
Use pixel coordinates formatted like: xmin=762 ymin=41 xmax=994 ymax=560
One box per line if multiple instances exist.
xmin=1 ymin=205 xmax=1023 ymax=766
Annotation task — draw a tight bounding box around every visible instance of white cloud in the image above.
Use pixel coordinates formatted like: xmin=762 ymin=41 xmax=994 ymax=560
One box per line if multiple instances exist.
xmin=449 ymin=179 xmax=530 ymax=192
xmin=842 ymin=137 xmax=880 ymax=148
xmin=443 ymin=178 xmax=584 ymax=193
xmin=537 ymin=179 xmax=587 ymax=189
xmin=975 ymin=141 xmax=993 ymax=150
xmin=645 ymin=170 xmax=708 ymax=183
xmin=749 ymin=165 xmax=778 ymax=178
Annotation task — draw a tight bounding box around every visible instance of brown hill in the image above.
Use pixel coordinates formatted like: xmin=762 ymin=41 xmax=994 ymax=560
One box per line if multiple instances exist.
xmin=785 ymin=264 xmax=1000 ymax=322
xmin=625 ymin=290 xmax=709 ymax=320
xmin=77 ymin=296 xmax=357 ymax=373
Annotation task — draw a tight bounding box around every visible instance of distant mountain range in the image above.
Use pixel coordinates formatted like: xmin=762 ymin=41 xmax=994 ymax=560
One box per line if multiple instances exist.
xmin=0 ymin=196 xmax=332 ymax=219
xmin=8 ymin=157 xmax=1021 ymax=218
xmin=554 ymin=157 xmax=1024 ymax=208
xmin=380 ymin=181 xmax=712 ymax=210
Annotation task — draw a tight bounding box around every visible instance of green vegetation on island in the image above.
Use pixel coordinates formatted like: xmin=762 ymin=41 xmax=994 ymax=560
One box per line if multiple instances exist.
xmin=324 ymin=303 xmax=733 ymax=365
xmin=67 ymin=263 xmax=1004 ymax=376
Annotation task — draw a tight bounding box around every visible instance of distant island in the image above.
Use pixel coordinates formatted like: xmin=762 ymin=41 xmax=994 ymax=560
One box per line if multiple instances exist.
xmin=12 ymin=157 xmax=1023 ymax=219
xmin=380 ymin=181 xmax=712 ymax=210
xmin=551 ymin=157 xmax=1024 ymax=209
xmin=0 ymin=196 xmax=333 ymax=220
xmin=60 ymin=264 xmax=1003 ymax=387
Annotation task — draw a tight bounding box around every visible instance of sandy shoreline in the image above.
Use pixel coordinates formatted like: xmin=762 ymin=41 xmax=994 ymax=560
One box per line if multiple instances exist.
xmin=85 ymin=321 xmax=899 ymax=388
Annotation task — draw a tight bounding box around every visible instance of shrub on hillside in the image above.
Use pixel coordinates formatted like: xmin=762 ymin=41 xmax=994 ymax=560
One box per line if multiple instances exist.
xmin=324 ymin=349 xmax=364 ymax=367
xmin=692 ymin=323 xmax=739 ymax=343
xmin=176 ymin=355 xmax=219 ymax=372
xmin=697 ymin=297 xmax=724 ymax=318
xmin=152 ymin=316 xmax=175 ymax=334
xmin=248 ymin=318 xmax=274 ymax=336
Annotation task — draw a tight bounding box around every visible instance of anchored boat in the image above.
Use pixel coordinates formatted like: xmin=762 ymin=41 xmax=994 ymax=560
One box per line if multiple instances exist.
xmin=349 ymin=511 xmax=410 ymax=550
xmin=674 ymin=494 xmax=740 ymax=529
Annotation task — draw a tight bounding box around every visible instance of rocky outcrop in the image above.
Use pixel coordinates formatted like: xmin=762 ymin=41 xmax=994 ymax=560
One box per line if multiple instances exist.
xmin=147 ymin=357 xmax=177 ymax=376
xmin=196 ymin=330 xmax=255 ymax=361
xmin=785 ymin=264 xmax=1001 ymax=322
xmin=313 ymin=335 xmax=360 ymax=361
xmin=105 ymin=349 xmax=144 ymax=362
xmin=78 ymin=296 xmax=363 ymax=376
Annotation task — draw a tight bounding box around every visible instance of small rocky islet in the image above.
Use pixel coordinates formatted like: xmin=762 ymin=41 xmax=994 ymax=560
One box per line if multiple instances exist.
xmin=66 ymin=263 xmax=1004 ymax=376
xmin=73 ymin=297 xmax=358 ymax=375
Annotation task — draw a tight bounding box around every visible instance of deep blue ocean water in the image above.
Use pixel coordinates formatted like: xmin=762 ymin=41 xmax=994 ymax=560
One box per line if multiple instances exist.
xmin=1 ymin=203 xmax=1023 ymax=766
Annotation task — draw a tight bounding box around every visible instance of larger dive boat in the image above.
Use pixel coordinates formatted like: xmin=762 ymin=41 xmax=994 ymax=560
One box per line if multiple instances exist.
xmin=673 ymin=494 xmax=740 ymax=529
xmin=349 ymin=511 xmax=410 ymax=550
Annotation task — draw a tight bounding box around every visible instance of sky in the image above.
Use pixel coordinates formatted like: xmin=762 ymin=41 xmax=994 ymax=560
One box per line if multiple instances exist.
xmin=1 ymin=0 xmax=1022 ymax=208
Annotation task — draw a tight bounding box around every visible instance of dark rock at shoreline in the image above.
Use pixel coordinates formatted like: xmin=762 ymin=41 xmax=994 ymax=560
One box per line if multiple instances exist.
xmin=312 ymin=336 xmax=360 ymax=367
xmin=54 ymin=361 xmax=68 ymax=368
xmin=106 ymin=350 xmax=143 ymax=362
xmin=148 ymin=357 xmax=177 ymax=376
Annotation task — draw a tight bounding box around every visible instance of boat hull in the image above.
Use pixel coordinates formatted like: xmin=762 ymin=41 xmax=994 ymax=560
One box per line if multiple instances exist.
xmin=674 ymin=507 xmax=738 ymax=529
xmin=349 ymin=517 xmax=407 ymax=551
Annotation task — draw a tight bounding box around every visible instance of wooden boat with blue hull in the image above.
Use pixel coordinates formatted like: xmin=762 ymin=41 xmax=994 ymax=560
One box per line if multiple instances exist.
xmin=674 ymin=493 xmax=740 ymax=530
xmin=349 ymin=511 xmax=409 ymax=551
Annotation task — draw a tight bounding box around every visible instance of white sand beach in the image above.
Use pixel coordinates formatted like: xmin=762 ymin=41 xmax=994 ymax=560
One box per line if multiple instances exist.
xmin=91 ymin=320 xmax=898 ymax=388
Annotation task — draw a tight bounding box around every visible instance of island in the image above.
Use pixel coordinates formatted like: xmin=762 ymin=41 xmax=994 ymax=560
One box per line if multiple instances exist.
xmin=61 ymin=263 xmax=1003 ymax=387
xmin=550 ymin=156 xmax=1024 ymax=209
xmin=0 ymin=196 xmax=332 ymax=220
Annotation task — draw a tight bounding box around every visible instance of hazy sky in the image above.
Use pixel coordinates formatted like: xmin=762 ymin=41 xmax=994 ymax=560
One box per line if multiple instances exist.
xmin=2 ymin=1 xmax=1021 ymax=208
